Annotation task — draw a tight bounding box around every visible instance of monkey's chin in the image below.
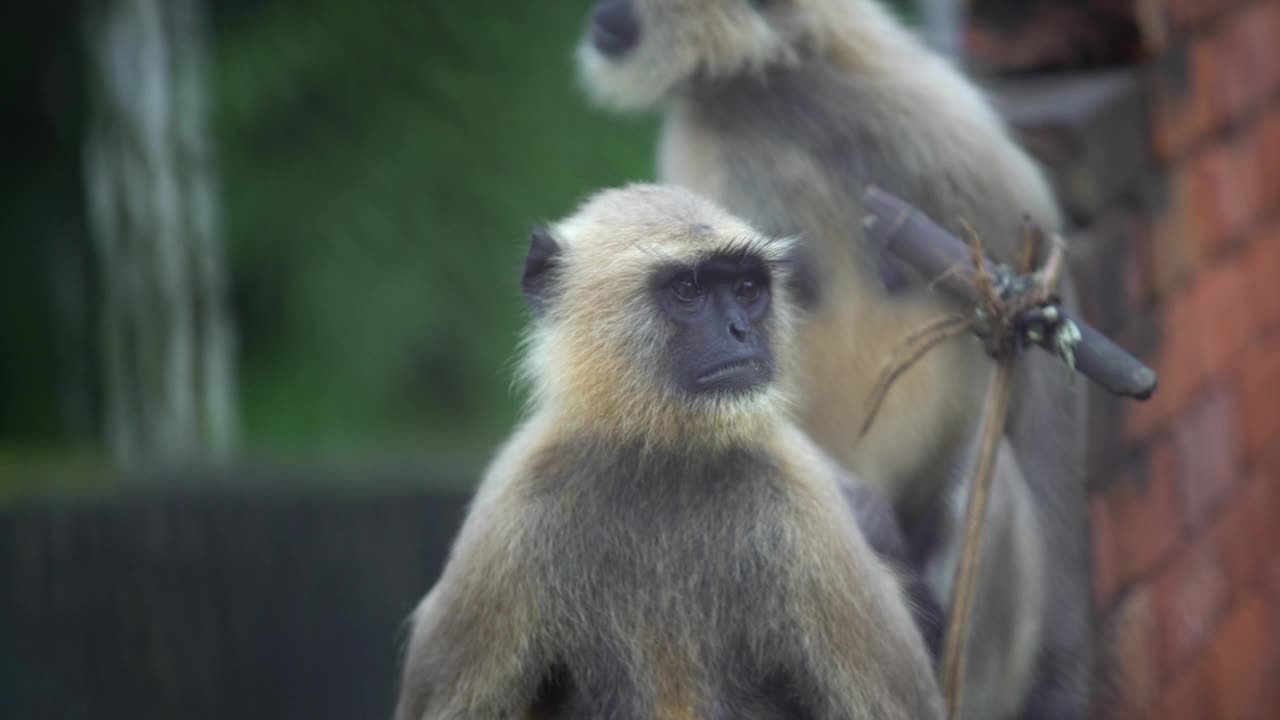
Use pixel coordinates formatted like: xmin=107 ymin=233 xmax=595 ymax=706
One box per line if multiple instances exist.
xmin=691 ymin=359 xmax=772 ymax=397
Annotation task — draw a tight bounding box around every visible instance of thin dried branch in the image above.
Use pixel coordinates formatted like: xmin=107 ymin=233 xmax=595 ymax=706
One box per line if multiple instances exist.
xmin=858 ymin=313 xmax=973 ymax=439
xmin=940 ymin=357 xmax=1015 ymax=716
xmin=863 ymin=186 xmax=1158 ymax=400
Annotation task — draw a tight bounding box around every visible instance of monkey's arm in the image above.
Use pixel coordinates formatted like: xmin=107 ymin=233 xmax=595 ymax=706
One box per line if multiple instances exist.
xmin=836 ymin=474 xmax=945 ymax=659
xmin=1004 ymin=276 xmax=1093 ymax=719
xmin=394 ymin=520 xmax=549 ymax=720
xmin=792 ymin=502 xmax=947 ymax=720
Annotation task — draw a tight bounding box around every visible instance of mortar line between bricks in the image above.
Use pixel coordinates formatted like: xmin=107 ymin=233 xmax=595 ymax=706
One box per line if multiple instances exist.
xmin=1198 ymin=202 xmax=1280 ymax=267
xmin=1097 ymin=531 xmax=1188 ymax=618
xmin=1151 ymin=81 xmax=1280 ymax=169
xmin=1158 ymin=583 xmax=1274 ymax=687
xmin=1182 ymin=0 xmax=1274 ymax=38
xmin=1108 ymin=294 xmax=1280 ymax=379
xmin=1096 ymin=431 xmax=1254 ymax=615
xmin=1238 ymin=204 xmax=1280 ymax=253
xmin=1096 ymin=556 xmax=1170 ymax=619
xmin=1107 ymin=281 xmax=1278 ymax=447
xmin=1120 ymin=380 xmax=1256 ymax=493
xmin=1166 ymin=0 xmax=1270 ymax=42
xmin=1134 ymin=225 xmax=1269 ymax=312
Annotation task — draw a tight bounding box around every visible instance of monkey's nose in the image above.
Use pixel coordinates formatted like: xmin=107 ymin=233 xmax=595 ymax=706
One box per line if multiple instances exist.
xmin=591 ymin=0 xmax=640 ymax=57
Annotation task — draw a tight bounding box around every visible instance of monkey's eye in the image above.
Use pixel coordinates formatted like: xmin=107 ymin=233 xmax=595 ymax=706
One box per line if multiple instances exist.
xmin=737 ymin=279 xmax=763 ymax=303
xmin=670 ymin=276 xmax=703 ymax=303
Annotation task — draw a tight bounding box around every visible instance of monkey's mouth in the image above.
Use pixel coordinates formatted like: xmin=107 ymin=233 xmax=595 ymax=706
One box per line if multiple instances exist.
xmin=695 ymin=358 xmax=771 ymax=393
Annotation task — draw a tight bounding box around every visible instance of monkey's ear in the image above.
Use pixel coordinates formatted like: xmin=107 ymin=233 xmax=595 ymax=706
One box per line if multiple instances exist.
xmin=522 ymin=225 xmax=562 ymax=314
xmin=784 ymin=244 xmax=820 ymax=310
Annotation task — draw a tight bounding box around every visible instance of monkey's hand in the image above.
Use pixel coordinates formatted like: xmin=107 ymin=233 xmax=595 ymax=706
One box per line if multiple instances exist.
xmin=838 ymin=475 xmax=945 ymax=657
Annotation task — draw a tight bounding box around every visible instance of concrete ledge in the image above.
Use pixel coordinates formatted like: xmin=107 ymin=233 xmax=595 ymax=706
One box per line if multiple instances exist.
xmin=992 ymin=69 xmax=1151 ymax=226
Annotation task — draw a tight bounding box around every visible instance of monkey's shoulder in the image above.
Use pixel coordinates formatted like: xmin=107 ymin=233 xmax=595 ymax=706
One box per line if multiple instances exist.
xmin=670 ymin=62 xmax=1059 ymax=257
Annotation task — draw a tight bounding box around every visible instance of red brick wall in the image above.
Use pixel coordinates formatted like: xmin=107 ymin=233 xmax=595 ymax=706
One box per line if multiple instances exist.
xmin=971 ymin=1 xmax=1280 ymax=718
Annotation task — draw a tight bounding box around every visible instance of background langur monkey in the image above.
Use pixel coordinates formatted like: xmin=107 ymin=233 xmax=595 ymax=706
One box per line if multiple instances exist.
xmin=394 ymin=184 xmax=944 ymax=720
xmin=577 ymin=2 xmax=1092 ymax=718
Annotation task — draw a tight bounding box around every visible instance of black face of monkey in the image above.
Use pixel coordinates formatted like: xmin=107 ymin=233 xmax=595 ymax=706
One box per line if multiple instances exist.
xmin=652 ymin=253 xmax=775 ymax=396
xmin=590 ymin=0 xmax=640 ymax=57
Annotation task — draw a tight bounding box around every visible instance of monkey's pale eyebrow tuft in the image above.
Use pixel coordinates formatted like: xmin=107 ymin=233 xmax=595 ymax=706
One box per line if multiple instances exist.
xmin=716 ymin=234 xmax=783 ymax=262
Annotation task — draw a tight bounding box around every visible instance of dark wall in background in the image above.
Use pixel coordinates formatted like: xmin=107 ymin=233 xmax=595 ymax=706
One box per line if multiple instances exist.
xmin=0 ymin=480 xmax=468 ymax=720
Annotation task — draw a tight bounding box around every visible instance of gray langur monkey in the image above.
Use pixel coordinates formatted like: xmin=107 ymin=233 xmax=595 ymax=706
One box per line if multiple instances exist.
xmin=576 ymin=2 xmax=1092 ymax=719
xmin=394 ymin=184 xmax=944 ymax=720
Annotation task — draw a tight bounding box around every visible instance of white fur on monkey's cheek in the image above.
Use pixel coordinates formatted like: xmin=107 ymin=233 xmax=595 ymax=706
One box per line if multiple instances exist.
xmin=575 ymin=41 xmax=678 ymax=112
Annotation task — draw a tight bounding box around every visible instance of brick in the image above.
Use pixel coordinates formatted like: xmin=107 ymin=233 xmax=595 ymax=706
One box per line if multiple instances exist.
xmin=1179 ymin=4 xmax=1280 ymax=133
xmin=1191 ymin=141 xmax=1258 ymax=259
xmin=1236 ymin=337 xmax=1280 ymax=463
xmin=1092 ymin=492 xmax=1121 ymax=610
xmin=1202 ymin=32 xmax=1253 ymax=130
xmin=1104 ymin=588 xmax=1162 ymax=715
xmin=1206 ymin=592 xmax=1280 ymax=720
xmin=1225 ymin=3 xmax=1280 ymax=109
xmin=1267 ymin=443 xmax=1280 ymax=472
xmin=1200 ymin=6 xmax=1278 ymax=126
xmin=1248 ymin=681 xmax=1280 ymax=720
xmin=1154 ymin=288 xmax=1210 ymax=421
xmin=1243 ymin=224 xmax=1280 ymax=331
xmin=1191 ymin=255 xmax=1254 ymax=374
xmin=1263 ymin=554 xmax=1280 ymax=602
xmin=1153 ymin=4 xmax=1280 ymax=159
xmin=1254 ymin=108 xmax=1280 ymax=211
xmin=1102 ymin=444 xmax=1183 ymax=584
xmin=1152 ymin=657 xmax=1216 ymax=720
xmin=1213 ymin=465 xmax=1279 ymax=594
xmin=1168 ymin=0 xmax=1236 ymax=30
xmin=1150 ymin=431 xmax=1182 ymax=495
xmin=1172 ymin=385 xmax=1243 ymax=529
xmin=1153 ymin=534 xmax=1229 ymax=676
xmin=1150 ymin=169 xmax=1198 ymax=294
xmin=1254 ymin=4 xmax=1280 ymax=98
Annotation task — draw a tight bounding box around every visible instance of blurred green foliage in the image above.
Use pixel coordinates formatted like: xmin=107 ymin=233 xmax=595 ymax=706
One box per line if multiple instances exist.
xmin=0 ymin=4 xmax=89 ymax=449
xmin=1 ymin=0 xmax=917 ymax=475
xmin=213 ymin=0 xmax=657 ymax=463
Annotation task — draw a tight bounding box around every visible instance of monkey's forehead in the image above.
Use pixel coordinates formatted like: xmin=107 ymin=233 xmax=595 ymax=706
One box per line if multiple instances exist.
xmin=553 ymin=184 xmax=789 ymax=260
xmin=560 ymin=223 xmax=790 ymax=268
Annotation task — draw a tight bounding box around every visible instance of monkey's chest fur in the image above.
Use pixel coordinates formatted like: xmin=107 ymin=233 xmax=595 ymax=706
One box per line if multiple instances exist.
xmin=523 ymin=440 xmax=826 ymax=719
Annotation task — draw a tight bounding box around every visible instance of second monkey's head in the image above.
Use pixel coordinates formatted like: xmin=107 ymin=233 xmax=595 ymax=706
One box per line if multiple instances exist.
xmin=576 ymin=0 xmax=875 ymax=110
